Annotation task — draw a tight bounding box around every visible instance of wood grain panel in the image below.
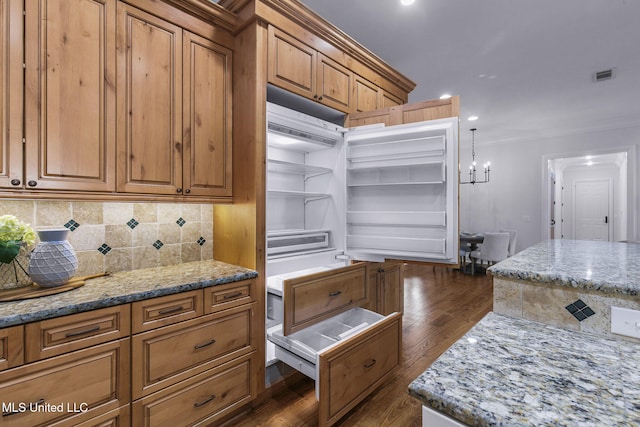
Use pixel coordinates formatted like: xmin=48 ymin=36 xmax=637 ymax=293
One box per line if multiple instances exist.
xmin=116 ymin=2 xmax=182 ymax=194
xmin=0 ymin=0 xmax=24 ymax=189
xmin=316 ymin=53 xmax=351 ymax=111
xmin=183 ymin=30 xmax=232 ymax=197
xmin=24 ymin=0 xmax=116 ymax=191
xmin=353 ymin=75 xmax=380 ymax=113
xmin=268 ymin=25 xmax=316 ymax=98
xmin=0 ymin=325 xmax=23 ymax=371
xmin=0 ymin=339 xmax=130 ymax=427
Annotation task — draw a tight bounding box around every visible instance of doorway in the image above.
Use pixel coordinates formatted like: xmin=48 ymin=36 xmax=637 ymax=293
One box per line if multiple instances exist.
xmin=544 ymin=150 xmax=630 ymax=242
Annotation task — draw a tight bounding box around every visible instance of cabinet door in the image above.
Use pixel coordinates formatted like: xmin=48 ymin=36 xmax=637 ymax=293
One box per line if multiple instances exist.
xmin=353 ymin=75 xmax=380 ymax=113
xmin=116 ymin=2 xmax=182 ymax=195
xmin=182 ymin=31 xmax=232 ymax=197
xmin=0 ymin=0 xmax=23 ymax=189
xmin=268 ymin=25 xmax=317 ymax=100
xmin=316 ymin=53 xmax=351 ymax=112
xmin=379 ymin=261 xmax=404 ymax=315
xmin=23 ymin=0 xmax=116 ymax=192
xmin=380 ymin=90 xmax=403 ymax=109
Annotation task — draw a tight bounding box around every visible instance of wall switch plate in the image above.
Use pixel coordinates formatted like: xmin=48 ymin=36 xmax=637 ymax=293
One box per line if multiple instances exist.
xmin=611 ymin=306 xmax=640 ymax=339
xmin=522 ymin=215 xmax=530 ymax=222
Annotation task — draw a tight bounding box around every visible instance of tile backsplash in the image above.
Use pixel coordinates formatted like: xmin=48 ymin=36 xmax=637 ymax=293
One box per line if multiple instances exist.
xmin=0 ymin=200 xmax=213 ymax=276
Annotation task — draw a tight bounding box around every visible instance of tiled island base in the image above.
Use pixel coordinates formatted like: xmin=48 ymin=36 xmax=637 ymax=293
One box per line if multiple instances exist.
xmin=494 ymin=276 xmax=640 ymax=341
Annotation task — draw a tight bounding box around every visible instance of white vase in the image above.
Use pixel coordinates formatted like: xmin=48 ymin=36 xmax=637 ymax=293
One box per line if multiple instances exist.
xmin=28 ymin=229 xmax=78 ymax=288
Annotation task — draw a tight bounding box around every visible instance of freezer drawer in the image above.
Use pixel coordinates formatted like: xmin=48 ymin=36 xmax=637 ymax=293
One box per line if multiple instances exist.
xmin=267 ymin=307 xmax=401 ymax=427
xmin=278 ymin=263 xmax=368 ymax=335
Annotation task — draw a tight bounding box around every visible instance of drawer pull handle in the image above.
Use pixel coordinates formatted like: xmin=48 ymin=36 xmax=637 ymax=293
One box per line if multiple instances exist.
xmin=3 ymin=398 xmax=45 ymax=417
xmin=158 ymin=305 xmax=184 ymax=315
xmin=364 ymin=359 xmax=376 ymax=369
xmin=223 ymin=292 xmax=243 ymax=300
xmin=194 ymin=339 xmax=216 ymax=350
xmin=65 ymin=325 xmax=101 ymax=338
xmin=329 ymin=291 xmax=341 ymax=297
xmin=194 ymin=394 xmax=216 ymax=408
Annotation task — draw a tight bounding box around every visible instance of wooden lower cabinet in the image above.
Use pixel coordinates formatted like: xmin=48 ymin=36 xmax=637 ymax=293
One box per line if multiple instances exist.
xmin=132 ymin=303 xmax=255 ymax=398
xmin=0 ymin=339 xmax=130 ymax=427
xmin=364 ymin=261 xmax=404 ymax=316
xmin=0 ymin=325 xmax=23 ymax=371
xmin=54 ymin=405 xmax=130 ymax=427
xmin=132 ymin=353 xmax=255 ymax=427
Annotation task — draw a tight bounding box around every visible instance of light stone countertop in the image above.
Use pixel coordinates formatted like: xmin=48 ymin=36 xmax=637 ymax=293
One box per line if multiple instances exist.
xmin=409 ymin=312 xmax=640 ymax=426
xmin=488 ymin=239 xmax=640 ymax=297
xmin=0 ymin=260 xmax=258 ymax=328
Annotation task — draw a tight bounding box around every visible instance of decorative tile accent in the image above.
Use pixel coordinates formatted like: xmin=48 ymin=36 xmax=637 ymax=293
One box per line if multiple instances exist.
xmin=127 ymin=218 xmax=139 ymax=229
xmin=98 ymin=243 xmax=112 ymax=255
xmin=64 ymin=219 xmax=80 ymax=231
xmin=176 ymin=217 xmax=186 ymax=227
xmin=197 ymin=237 xmax=206 ymax=246
xmin=565 ymin=299 xmax=596 ymax=321
xmin=153 ymin=240 xmax=164 ymax=250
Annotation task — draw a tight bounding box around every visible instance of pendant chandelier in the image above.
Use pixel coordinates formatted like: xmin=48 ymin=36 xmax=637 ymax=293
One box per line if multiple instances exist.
xmin=459 ymin=128 xmax=490 ymax=185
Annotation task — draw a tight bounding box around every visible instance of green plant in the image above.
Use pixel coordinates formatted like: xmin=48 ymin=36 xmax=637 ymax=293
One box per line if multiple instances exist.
xmin=0 ymin=215 xmax=36 ymax=264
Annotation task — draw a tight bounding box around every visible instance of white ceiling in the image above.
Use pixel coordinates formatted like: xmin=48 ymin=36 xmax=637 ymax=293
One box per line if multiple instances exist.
xmin=299 ymin=0 xmax=640 ymax=148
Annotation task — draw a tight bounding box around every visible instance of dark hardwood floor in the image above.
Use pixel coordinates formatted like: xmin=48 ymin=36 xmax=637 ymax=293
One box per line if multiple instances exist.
xmin=230 ymin=265 xmax=493 ymax=427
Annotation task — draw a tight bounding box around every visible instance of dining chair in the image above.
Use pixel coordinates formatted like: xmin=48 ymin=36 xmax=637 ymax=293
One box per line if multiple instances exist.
xmin=500 ymin=229 xmax=518 ymax=257
xmin=469 ymin=232 xmax=510 ymax=274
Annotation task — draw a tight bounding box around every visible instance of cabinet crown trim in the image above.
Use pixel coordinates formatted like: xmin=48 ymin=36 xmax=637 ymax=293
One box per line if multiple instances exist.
xmin=219 ymin=0 xmax=416 ymax=93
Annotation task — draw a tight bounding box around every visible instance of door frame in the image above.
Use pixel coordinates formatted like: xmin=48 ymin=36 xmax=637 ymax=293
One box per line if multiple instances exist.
xmin=541 ymin=145 xmax=637 ymax=242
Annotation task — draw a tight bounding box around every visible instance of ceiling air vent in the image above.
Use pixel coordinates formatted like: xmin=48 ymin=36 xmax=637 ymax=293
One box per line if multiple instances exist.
xmin=593 ymin=68 xmax=615 ymax=82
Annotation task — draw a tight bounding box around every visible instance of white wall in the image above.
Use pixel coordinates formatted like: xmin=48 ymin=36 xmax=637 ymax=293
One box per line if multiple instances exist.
xmin=459 ymin=125 xmax=640 ymax=252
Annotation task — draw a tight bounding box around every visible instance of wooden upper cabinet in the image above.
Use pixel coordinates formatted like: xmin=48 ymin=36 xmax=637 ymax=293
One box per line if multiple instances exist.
xmin=0 ymin=0 xmax=23 ymax=189
xmin=268 ymin=26 xmax=353 ymax=113
xmin=353 ymin=75 xmax=380 ymax=113
xmin=268 ymin=26 xmax=317 ymax=100
xmin=380 ymin=90 xmax=403 ymax=109
xmin=23 ymin=0 xmax=116 ymax=192
xmin=116 ymin=2 xmax=182 ymax=195
xmin=182 ymin=31 xmax=232 ymax=197
xmin=116 ymin=4 xmax=232 ymax=198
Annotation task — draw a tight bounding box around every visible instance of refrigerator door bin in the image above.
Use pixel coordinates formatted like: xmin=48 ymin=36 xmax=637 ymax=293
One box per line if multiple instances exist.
xmin=267 ymin=229 xmax=332 ymax=256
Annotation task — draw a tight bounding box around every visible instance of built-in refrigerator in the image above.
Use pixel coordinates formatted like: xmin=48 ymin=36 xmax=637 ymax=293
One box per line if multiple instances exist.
xmin=264 ymin=101 xmax=458 ymax=425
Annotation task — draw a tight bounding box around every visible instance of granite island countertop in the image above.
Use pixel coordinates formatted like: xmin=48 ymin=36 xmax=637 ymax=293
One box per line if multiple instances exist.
xmin=0 ymin=260 xmax=258 ymax=328
xmin=409 ymin=312 xmax=640 ymax=426
xmin=488 ymin=239 xmax=640 ymax=297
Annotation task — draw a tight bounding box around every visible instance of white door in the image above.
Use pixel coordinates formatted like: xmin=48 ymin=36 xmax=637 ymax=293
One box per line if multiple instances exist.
xmin=573 ymin=180 xmax=610 ymax=241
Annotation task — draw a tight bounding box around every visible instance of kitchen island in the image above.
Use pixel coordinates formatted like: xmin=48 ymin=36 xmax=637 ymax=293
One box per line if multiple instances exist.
xmin=409 ymin=239 xmax=640 ymax=426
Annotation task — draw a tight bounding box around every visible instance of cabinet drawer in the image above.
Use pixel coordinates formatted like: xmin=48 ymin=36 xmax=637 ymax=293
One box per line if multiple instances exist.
xmin=283 ymin=263 xmax=367 ymax=335
xmin=52 ymin=405 xmax=130 ymax=427
xmin=132 ymin=290 xmax=203 ymax=334
xmin=132 ymin=304 xmax=255 ymax=398
xmin=0 ymin=325 xmax=23 ymax=371
xmin=132 ymin=354 xmax=254 ymax=427
xmin=0 ymin=339 xmax=130 ymax=427
xmin=204 ymin=279 xmax=254 ymax=314
xmin=318 ymin=312 xmax=401 ymax=427
xmin=25 ymin=305 xmax=130 ymax=362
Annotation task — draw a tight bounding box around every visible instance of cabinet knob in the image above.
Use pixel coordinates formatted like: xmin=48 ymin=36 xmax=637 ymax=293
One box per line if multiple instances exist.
xmin=318 ymin=96 xmax=323 ymax=101
xmin=185 ymin=188 xmax=191 ymax=194
xmin=313 ymin=95 xmax=318 ymax=99
xmin=176 ymin=188 xmax=182 ymax=193
xmin=10 ymin=179 xmax=20 ymax=186
xmin=27 ymin=180 xmax=37 ymax=187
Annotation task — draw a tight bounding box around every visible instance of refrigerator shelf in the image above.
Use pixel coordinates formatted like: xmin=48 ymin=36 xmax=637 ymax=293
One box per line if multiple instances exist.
xmin=346 ymin=211 xmax=446 ymax=227
xmin=267 ymin=159 xmax=332 ymax=176
xmin=347 ymin=181 xmax=444 ymax=187
xmin=267 ymin=190 xmax=332 ymax=201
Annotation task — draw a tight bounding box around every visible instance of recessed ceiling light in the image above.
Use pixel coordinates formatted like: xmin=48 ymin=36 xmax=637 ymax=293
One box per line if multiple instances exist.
xmin=401 ymin=0 xmax=415 ymax=5
xmin=468 ymin=116 xmax=479 ymax=121
xmin=440 ymin=94 xmax=452 ymax=100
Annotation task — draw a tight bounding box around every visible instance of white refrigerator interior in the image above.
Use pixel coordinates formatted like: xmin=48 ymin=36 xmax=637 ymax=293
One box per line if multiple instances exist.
xmin=265 ymin=102 xmax=459 ymax=371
